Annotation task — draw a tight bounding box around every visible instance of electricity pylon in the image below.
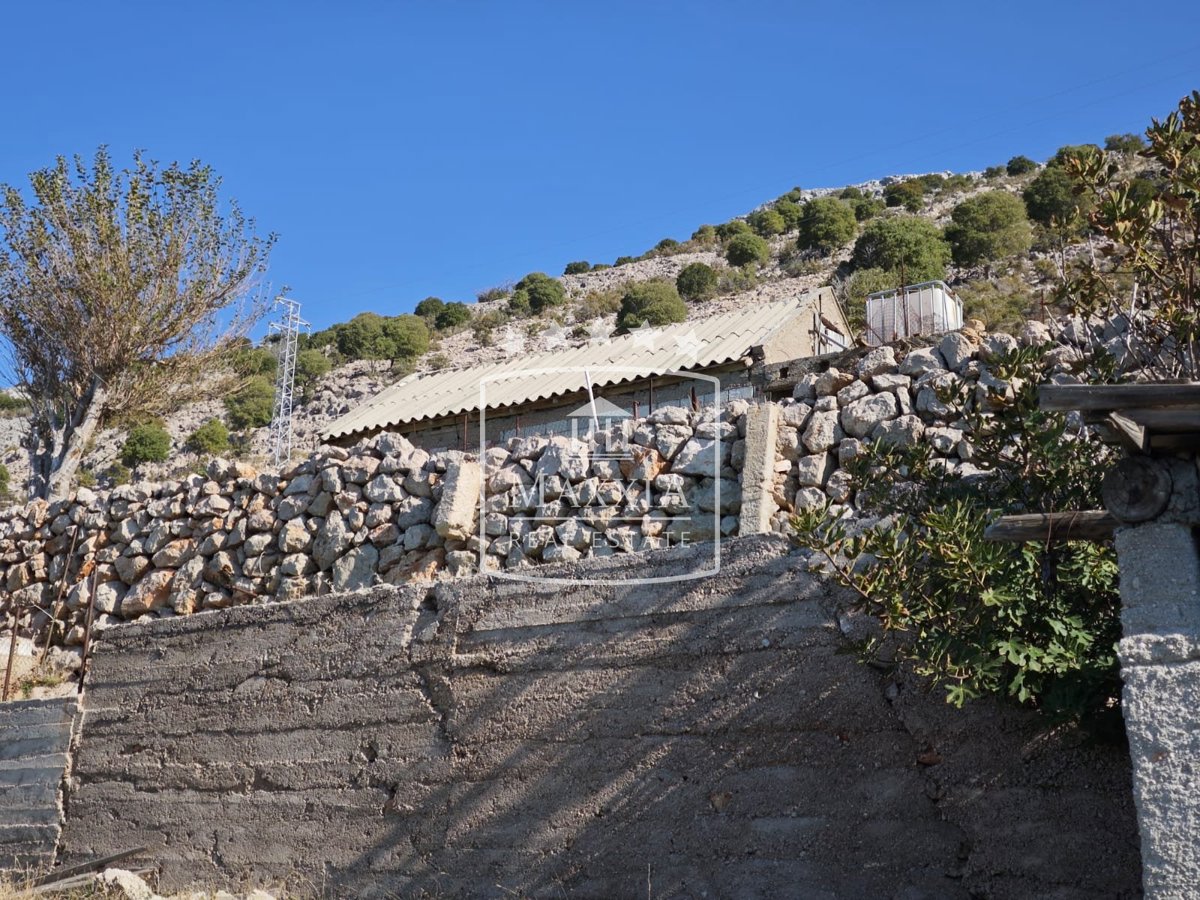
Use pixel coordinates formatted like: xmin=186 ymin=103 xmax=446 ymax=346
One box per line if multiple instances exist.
xmin=268 ymin=296 xmax=310 ymax=466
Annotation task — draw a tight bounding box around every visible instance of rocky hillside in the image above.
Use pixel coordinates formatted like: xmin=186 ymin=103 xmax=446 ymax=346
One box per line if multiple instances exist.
xmin=0 ymin=144 xmax=1145 ymax=499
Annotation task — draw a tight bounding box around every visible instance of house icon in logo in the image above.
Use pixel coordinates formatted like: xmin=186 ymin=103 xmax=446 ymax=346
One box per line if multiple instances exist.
xmin=566 ymin=396 xmax=632 ymax=443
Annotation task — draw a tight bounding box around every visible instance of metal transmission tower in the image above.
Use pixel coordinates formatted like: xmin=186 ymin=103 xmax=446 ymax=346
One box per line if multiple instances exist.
xmin=268 ymin=297 xmax=310 ymax=466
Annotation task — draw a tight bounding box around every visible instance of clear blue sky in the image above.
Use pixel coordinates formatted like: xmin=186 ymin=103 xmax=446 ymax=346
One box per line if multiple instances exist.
xmin=2 ymin=1 xmax=1198 ymax=334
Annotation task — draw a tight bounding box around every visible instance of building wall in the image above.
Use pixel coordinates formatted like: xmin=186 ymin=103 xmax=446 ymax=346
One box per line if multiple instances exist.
xmin=58 ymin=536 xmax=1140 ymax=898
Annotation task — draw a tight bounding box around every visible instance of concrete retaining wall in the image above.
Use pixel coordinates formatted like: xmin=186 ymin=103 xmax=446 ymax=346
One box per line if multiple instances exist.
xmin=0 ymin=696 xmax=77 ymax=870
xmin=60 ymin=536 xmax=1140 ymax=898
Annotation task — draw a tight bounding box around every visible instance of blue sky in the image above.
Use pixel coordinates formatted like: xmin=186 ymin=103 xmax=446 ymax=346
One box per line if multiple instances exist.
xmin=1 ymin=1 xmax=1198 ymax=333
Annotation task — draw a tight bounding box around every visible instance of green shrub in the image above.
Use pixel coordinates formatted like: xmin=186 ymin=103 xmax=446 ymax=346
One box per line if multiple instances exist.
xmin=229 ymin=345 xmax=277 ymax=378
xmin=476 ymin=285 xmax=511 ymax=303
xmin=509 ymin=272 xmax=566 ymax=316
xmin=839 ymin=266 xmax=897 ymax=331
xmin=0 ymin=393 xmax=29 ymax=417
xmin=715 ymin=220 xmax=753 ymax=242
xmin=1022 ymin=166 xmax=1092 ymax=229
xmin=945 ymin=191 xmax=1033 ymax=268
xmin=717 ymin=266 xmax=758 ymax=295
xmin=850 ymin=196 xmax=885 ymax=222
xmin=883 ymin=180 xmax=925 ymax=212
xmin=676 ymin=262 xmax=718 ymax=301
xmin=434 ymin=301 xmax=471 ymax=330
xmin=652 ymin=238 xmax=681 ymax=255
xmin=121 ymin=420 xmax=171 ymax=466
xmin=1048 ymin=144 xmax=1102 ymax=169
xmin=839 ymin=186 xmax=863 ymax=200
xmin=940 ymin=174 xmax=974 ymax=193
xmin=186 ymin=418 xmax=230 ymax=456
xmin=616 ymin=280 xmax=687 ymax=331
xmin=0 ymin=463 xmax=9 ymax=498
xmin=724 ymin=232 xmax=771 ymax=268
xmin=334 ymin=312 xmax=430 ymax=361
xmin=614 ymin=255 xmax=637 ymax=267
xmin=1104 ymin=133 xmax=1145 ymax=155
xmin=690 ymin=224 xmax=718 ymax=246
xmin=795 ymin=198 xmax=857 ymax=254
xmin=958 ymin=276 xmax=1036 ymax=331
xmin=574 ymin=288 xmax=623 ymax=320
xmin=915 ymin=173 xmax=945 ymax=192
xmin=471 ymin=309 xmax=507 ymax=346
xmin=1006 ymin=155 xmax=1038 ymax=176
xmin=295 ymin=348 xmax=332 ymax=400
xmin=76 ymin=467 xmax=96 ymax=490
xmin=774 ymin=199 xmax=803 ymax=232
xmin=793 ymin=347 xmax=1120 ymax=721
xmin=563 ymin=260 xmax=592 ymax=275
xmin=225 ymin=375 xmax=275 ymax=430
xmin=851 ymin=216 xmax=950 ymax=282
xmin=414 ymin=297 xmax=445 ymax=319
xmin=983 ymin=165 xmax=1006 ymax=180
xmin=779 ymin=187 xmax=803 ymax=203
xmin=747 ymin=208 xmax=786 ymax=238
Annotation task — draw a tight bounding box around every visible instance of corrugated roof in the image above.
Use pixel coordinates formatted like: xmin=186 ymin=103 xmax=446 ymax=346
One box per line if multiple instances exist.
xmin=323 ymin=293 xmax=819 ymax=441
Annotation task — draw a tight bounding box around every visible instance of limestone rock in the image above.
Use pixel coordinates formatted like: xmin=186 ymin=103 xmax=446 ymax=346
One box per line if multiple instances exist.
xmin=899 ymin=347 xmax=945 ymax=376
xmin=432 ymin=459 xmax=482 ymax=541
xmin=840 ymin=392 xmax=899 ymax=439
xmin=122 ymin=569 xmax=175 ymax=616
xmin=802 ymin=409 xmax=844 ymax=454
xmin=332 ymin=544 xmax=378 ymax=592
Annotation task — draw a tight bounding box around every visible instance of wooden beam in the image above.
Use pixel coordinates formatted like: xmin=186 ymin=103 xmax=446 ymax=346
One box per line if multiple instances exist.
xmin=1096 ymin=412 xmax=1149 ymax=452
xmin=1120 ymin=408 xmax=1200 ymax=432
xmin=984 ymin=510 xmax=1117 ymax=542
xmin=1101 ymin=456 xmax=1172 ymax=523
xmin=1040 ymin=383 xmax=1200 ymax=412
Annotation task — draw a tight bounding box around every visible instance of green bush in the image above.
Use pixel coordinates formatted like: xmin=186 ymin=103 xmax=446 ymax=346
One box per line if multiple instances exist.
xmin=294 ymin=348 xmax=332 ymax=399
xmin=563 ymin=260 xmax=592 ymax=275
xmin=121 ymin=420 xmax=172 ymax=466
xmin=690 ymin=224 xmax=718 ymax=246
xmin=186 ymin=418 xmax=230 ymax=456
xmin=773 ymin=199 xmax=803 ymax=232
xmin=945 ymin=190 xmax=1033 ymax=268
xmin=915 ymin=173 xmax=945 ymax=192
xmin=434 ymin=301 xmax=471 ymax=330
xmin=652 ymin=238 xmax=681 ymax=255
xmin=616 ymin=280 xmax=687 ymax=331
xmin=1022 ymin=166 xmax=1092 ymax=229
xmin=1104 ymin=133 xmax=1146 ymax=155
xmin=0 ymin=463 xmax=10 ymax=498
xmin=940 ymin=174 xmax=974 ymax=193
xmin=676 ymin=262 xmax=718 ymax=301
xmin=334 ymin=312 xmax=430 ymax=361
xmin=724 ymin=232 xmax=771 ymax=268
xmin=715 ymin=220 xmax=753 ymax=242
xmin=850 ymin=196 xmax=885 ymax=222
xmin=840 ymin=267 xmax=897 ymax=332
xmin=1048 ymin=144 xmax=1102 ymax=169
xmin=983 ymin=165 xmax=1006 ymax=180
xmin=509 ymin=272 xmax=566 ymax=316
xmin=795 ymin=198 xmax=857 ymax=255
xmin=1006 ymin=155 xmax=1038 ymax=176
xmin=883 ymin=180 xmax=925 ymax=212
xmin=414 ymin=296 xmax=445 ymax=319
xmin=476 ymin=285 xmax=511 ymax=303
xmin=793 ymin=347 xmax=1120 ymax=721
xmin=838 ymin=186 xmax=863 ymax=200
xmin=613 ymin=255 xmax=638 ymax=267
xmin=0 ymin=393 xmax=29 ymax=416
xmin=748 ymin=208 xmax=786 ymax=237
xmin=778 ymin=187 xmax=803 ymax=203
xmin=574 ymin=288 xmax=623 ymax=320
xmin=229 ymin=345 xmax=277 ymax=378
xmin=958 ymin=276 xmax=1036 ymax=331
xmin=225 ymin=375 xmax=275 ymax=430
xmin=851 ymin=216 xmax=951 ymax=282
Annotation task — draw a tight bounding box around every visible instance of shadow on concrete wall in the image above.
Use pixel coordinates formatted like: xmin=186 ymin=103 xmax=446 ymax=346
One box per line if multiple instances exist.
xmin=59 ymin=536 xmax=1140 ymax=898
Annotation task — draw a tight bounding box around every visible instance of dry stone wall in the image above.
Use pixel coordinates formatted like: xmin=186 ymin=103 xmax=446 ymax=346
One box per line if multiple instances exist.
xmin=0 ymin=404 xmax=749 ymax=649
xmin=0 ymin=313 xmax=1118 ymax=658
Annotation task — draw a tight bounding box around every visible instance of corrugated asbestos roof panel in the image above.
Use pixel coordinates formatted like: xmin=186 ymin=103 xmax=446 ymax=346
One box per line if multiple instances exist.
xmin=322 ymin=293 xmax=818 ymax=440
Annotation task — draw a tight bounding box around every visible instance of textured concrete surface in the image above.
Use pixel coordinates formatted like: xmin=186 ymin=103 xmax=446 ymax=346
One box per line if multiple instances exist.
xmin=0 ymin=696 xmax=77 ymax=870
xmin=61 ymin=536 xmax=1140 ymax=898
xmin=1116 ymin=520 xmax=1200 ymax=898
xmin=738 ymin=402 xmax=780 ymax=535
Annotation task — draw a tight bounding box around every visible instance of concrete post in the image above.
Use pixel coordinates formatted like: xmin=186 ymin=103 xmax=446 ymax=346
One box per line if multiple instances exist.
xmin=739 ymin=402 xmax=780 ymax=535
xmin=1114 ymin=509 xmax=1200 ymax=895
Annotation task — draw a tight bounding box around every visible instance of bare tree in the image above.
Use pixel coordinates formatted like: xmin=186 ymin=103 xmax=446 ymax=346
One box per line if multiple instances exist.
xmin=0 ymin=148 xmax=274 ymax=501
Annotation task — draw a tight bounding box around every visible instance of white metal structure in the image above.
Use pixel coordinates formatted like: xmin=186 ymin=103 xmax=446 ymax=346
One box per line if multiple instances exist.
xmin=864 ymin=280 xmax=963 ymax=347
xmin=268 ymin=297 xmax=310 ymax=466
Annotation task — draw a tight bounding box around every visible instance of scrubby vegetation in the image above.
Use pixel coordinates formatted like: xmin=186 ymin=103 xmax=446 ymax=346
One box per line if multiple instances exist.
xmin=225 ymin=376 xmax=275 ymax=430
xmin=676 ymin=262 xmax=718 ymax=301
xmin=851 ymin=216 xmax=951 ymax=283
xmin=616 ymin=280 xmax=687 ymax=331
xmin=945 ymin=191 xmax=1033 ymax=269
xmin=795 ymin=197 xmax=857 ymax=255
xmin=724 ymin=232 xmax=770 ymax=268
xmin=186 ymin=418 xmax=231 ymax=456
xmin=121 ymin=420 xmax=172 ymax=467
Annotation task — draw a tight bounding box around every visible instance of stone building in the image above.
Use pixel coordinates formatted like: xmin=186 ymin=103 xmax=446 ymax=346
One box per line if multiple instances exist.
xmin=323 ymin=289 xmax=851 ymax=451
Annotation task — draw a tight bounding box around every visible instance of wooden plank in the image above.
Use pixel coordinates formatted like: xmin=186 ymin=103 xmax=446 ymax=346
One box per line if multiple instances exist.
xmin=1121 ymin=408 xmax=1200 ymax=432
xmin=1102 ymin=412 xmax=1148 ymax=452
xmin=983 ymin=510 xmax=1117 ymax=543
xmin=1040 ymin=383 xmax=1200 ymax=412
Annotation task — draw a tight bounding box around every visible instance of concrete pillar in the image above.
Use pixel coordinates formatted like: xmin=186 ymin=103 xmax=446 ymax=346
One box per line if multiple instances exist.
xmin=1114 ymin=520 xmax=1200 ymax=896
xmin=433 ymin=458 xmax=482 ymax=541
xmin=739 ymin=402 xmax=779 ymax=535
